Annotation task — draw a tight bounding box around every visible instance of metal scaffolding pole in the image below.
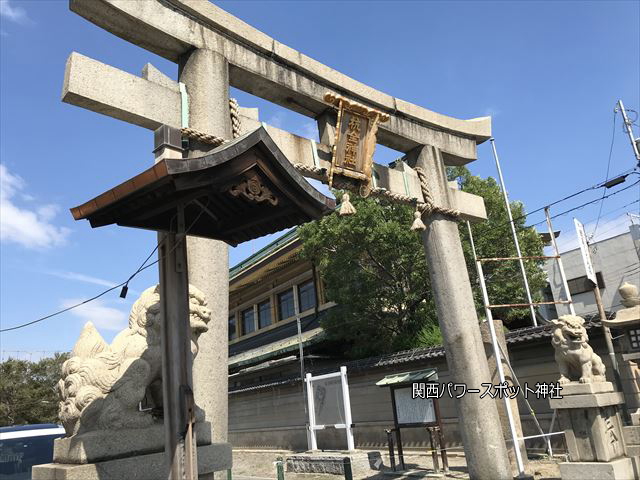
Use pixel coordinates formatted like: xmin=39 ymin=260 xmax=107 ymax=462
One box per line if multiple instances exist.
xmin=490 ymin=138 xmax=538 ymax=326
xmin=466 ymin=222 xmax=526 ymax=477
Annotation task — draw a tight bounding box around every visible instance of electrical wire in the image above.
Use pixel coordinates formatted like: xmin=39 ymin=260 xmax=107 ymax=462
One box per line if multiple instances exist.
xmin=590 ymin=109 xmax=618 ymax=240
xmin=528 ymin=179 xmax=640 ymax=229
xmin=468 ymin=168 xmax=638 ymax=245
xmin=2 ymin=170 xmax=639 ymax=333
xmin=0 ymin=200 xmax=210 ymax=333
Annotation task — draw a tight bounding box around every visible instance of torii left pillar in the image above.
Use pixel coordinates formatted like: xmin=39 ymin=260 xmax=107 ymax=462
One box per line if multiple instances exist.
xmin=179 ymin=49 xmax=231 ymax=455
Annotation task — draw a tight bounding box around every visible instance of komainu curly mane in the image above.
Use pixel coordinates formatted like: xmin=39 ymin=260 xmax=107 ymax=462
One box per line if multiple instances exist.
xmin=57 ymin=285 xmax=211 ymax=435
xmin=551 ymin=315 xmax=605 ymax=384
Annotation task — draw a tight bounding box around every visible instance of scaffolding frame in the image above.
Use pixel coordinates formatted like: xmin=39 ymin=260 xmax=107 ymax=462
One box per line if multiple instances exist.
xmin=465 ymin=200 xmax=576 ymax=475
xmin=488 ymin=140 xmax=576 ymax=326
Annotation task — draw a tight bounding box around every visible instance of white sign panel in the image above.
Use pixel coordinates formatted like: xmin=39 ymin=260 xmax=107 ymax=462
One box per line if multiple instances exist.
xmin=305 ymin=366 xmax=355 ymax=451
xmin=394 ymin=387 xmax=436 ymax=425
xmin=574 ymin=218 xmax=597 ymax=285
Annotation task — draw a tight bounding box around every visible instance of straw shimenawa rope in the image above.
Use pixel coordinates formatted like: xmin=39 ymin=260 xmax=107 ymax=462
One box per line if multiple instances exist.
xmin=291 ymin=163 xmax=460 ymax=227
xmin=229 ymin=97 xmax=242 ymax=139
xmin=413 ymin=167 xmax=461 ymax=218
xmin=180 ymin=101 xmax=458 ymax=228
xmin=180 ymin=98 xmax=242 ymax=145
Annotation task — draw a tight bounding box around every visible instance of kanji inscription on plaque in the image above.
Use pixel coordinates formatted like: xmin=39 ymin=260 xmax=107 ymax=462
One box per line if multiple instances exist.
xmin=324 ymin=93 xmax=389 ymax=197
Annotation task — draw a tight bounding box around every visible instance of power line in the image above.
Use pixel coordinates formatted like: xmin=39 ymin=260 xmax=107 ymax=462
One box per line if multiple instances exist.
xmin=528 ymin=179 xmax=640 ymax=229
xmin=591 ymin=109 xmax=618 ymax=240
xmin=0 ymin=201 xmax=210 ymax=333
xmin=468 ymin=168 xmax=640 ymax=244
xmin=1 ymin=270 xmax=138 ymax=333
xmin=2 ymin=172 xmax=638 ymax=333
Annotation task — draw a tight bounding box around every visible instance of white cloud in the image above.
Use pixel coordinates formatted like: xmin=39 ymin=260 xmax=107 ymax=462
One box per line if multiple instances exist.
xmin=0 ymin=0 xmax=29 ymax=24
xmin=0 ymin=164 xmax=71 ymax=249
xmin=44 ymin=270 xmax=118 ymax=289
xmin=40 ymin=269 xmax=142 ymax=297
xmin=61 ymin=298 xmax=128 ymax=331
xmin=553 ymin=214 xmax=633 ymax=253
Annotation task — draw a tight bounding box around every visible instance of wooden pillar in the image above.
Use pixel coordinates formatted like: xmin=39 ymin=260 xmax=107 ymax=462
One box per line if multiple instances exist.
xmin=409 ymin=145 xmax=512 ymax=479
xmin=159 ymin=205 xmax=197 ymax=480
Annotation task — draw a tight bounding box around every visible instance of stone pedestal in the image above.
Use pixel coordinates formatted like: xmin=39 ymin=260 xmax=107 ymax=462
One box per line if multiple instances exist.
xmin=32 ymin=443 xmax=231 ymax=480
xmin=550 ymin=382 xmax=638 ymax=479
xmin=602 ymin=282 xmax=640 ymax=424
xmin=32 ymin=424 xmax=232 ymax=480
xmin=558 ymin=457 xmax=639 ymax=480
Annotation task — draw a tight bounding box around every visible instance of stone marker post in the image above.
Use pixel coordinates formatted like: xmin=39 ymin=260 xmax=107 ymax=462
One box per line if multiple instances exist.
xmin=179 ymin=49 xmax=231 ymax=446
xmin=410 ymin=145 xmax=512 ymax=479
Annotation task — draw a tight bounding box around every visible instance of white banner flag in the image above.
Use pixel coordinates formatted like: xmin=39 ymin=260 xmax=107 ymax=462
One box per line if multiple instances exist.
xmin=574 ymin=218 xmax=597 ymax=286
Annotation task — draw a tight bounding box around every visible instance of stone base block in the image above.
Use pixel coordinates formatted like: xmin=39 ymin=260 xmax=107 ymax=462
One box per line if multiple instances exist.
xmin=549 ymin=391 xmax=624 ymax=409
xmin=53 ymin=422 xmax=212 ymax=464
xmin=32 ymin=442 xmax=232 ymax=480
xmin=560 ymin=381 xmax=614 ymax=396
xmin=631 ymin=411 xmax=640 ymax=426
xmin=286 ymin=451 xmax=384 ymax=478
xmin=624 ymin=425 xmax=640 ymax=445
xmin=558 ymin=457 xmax=639 ymax=480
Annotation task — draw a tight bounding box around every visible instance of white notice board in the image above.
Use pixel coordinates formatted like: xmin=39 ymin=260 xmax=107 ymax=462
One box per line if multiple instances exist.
xmin=393 ymin=387 xmax=436 ymax=425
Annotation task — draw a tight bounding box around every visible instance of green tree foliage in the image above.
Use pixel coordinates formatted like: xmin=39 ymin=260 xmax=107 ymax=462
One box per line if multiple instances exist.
xmin=299 ymin=166 xmax=546 ymax=358
xmin=0 ymin=353 xmax=69 ymax=426
xmin=300 ymin=197 xmax=437 ymax=358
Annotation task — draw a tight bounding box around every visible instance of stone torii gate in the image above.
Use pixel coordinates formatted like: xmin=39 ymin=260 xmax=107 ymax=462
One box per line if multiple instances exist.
xmin=63 ymin=1 xmax=511 ymax=478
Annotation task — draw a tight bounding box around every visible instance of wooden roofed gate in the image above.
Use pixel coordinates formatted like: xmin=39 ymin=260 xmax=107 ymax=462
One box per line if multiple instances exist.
xmin=54 ymin=1 xmax=513 ymax=479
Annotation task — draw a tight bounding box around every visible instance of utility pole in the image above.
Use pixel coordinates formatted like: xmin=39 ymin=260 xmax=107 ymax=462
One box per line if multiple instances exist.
xmin=292 ymin=286 xmax=311 ymax=450
xmin=616 ymin=100 xmax=640 ymax=167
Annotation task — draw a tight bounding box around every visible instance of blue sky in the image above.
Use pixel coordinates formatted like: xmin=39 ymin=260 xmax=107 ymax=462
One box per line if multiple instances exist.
xmin=1 ymin=0 xmax=638 ymax=358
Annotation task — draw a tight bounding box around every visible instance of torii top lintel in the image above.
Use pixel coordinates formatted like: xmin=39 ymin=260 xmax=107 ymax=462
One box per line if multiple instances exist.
xmin=69 ymin=0 xmax=491 ymax=157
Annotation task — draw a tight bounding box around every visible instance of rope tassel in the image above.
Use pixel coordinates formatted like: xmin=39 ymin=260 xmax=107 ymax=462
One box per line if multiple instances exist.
xmin=339 ymin=193 xmax=357 ymax=216
xmin=410 ymin=207 xmax=426 ymax=231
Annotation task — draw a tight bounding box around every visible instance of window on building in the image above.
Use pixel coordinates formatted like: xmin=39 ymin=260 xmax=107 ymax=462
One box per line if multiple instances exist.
xmin=566 ymin=272 xmax=605 ymax=296
xmin=242 ymin=308 xmax=255 ymax=335
xmin=258 ymin=299 xmax=272 ymax=329
xmin=629 ymin=328 xmax=640 ymax=351
xmin=228 ymin=315 xmax=236 ymax=341
xmin=298 ymin=279 xmax=316 ymax=312
xmin=278 ymin=288 xmax=295 ymax=320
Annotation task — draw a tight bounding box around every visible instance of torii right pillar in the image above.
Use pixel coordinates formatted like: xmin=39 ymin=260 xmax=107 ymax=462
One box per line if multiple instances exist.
xmin=409 ymin=145 xmax=513 ymax=480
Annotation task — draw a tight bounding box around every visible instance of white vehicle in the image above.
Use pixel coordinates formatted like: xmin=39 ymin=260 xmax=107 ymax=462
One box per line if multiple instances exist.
xmin=0 ymin=424 xmax=65 ymax=480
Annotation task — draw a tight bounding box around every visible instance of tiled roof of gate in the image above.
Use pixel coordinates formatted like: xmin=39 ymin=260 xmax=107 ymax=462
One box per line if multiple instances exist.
xmin=229 ymin=318 xmax=605 ymax=395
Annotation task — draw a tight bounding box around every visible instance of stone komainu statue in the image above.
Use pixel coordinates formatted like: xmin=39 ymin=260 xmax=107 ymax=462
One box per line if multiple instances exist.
xmin=57 ymin=285 xmax=211 ymax=435
xmin=551 ymin=314 xmax=606 ymax=384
